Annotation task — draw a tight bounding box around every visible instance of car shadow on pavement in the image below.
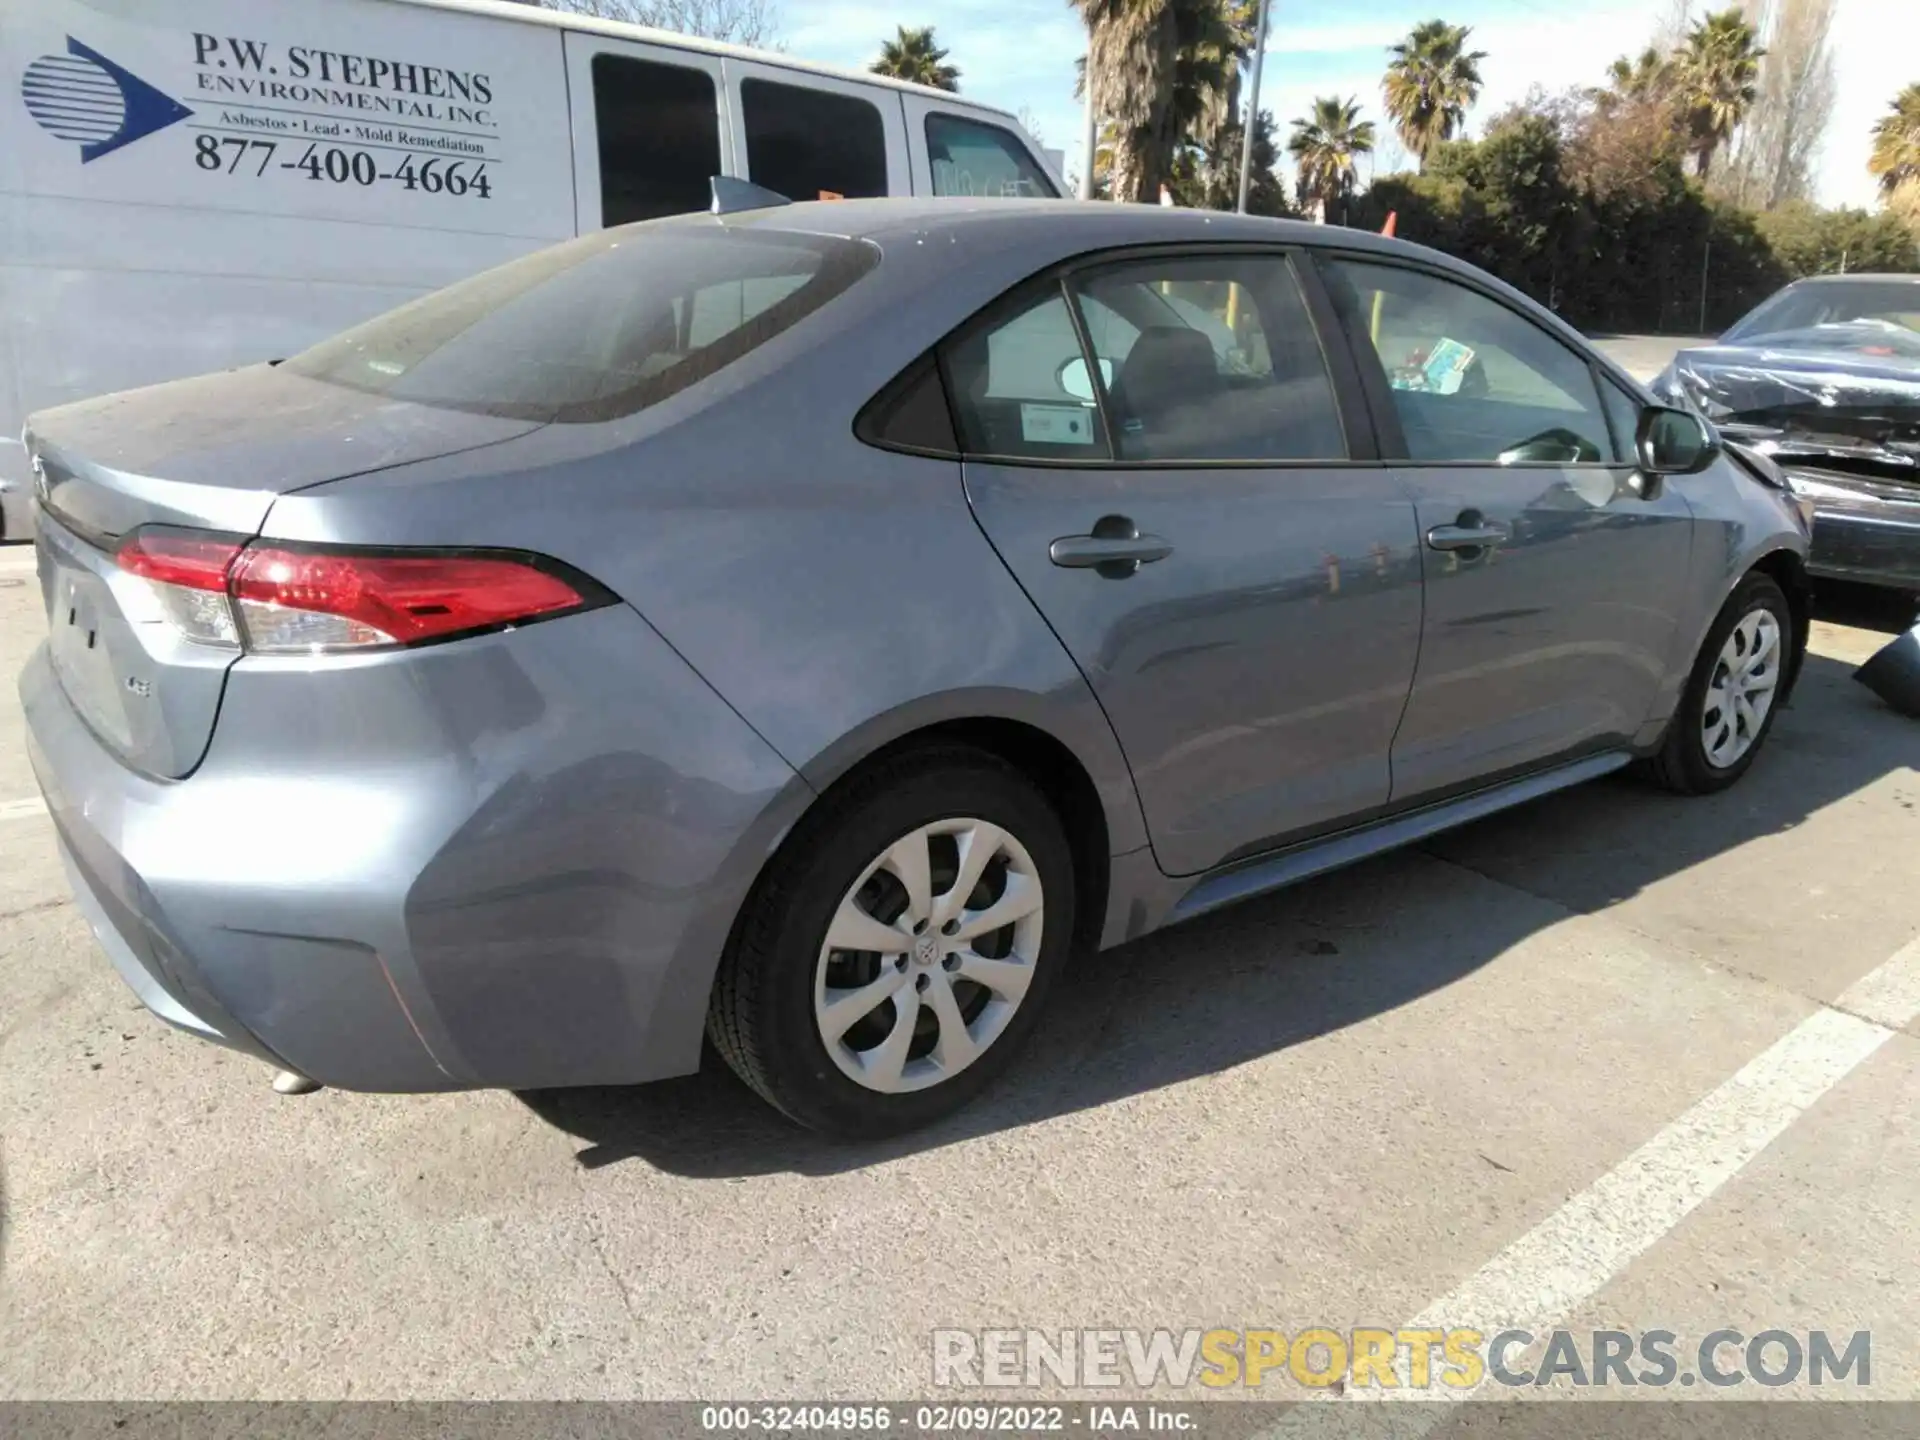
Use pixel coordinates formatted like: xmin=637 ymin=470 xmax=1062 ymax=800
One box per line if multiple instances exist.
xmin=520 ymin=632 xmax=1918 ymax=1179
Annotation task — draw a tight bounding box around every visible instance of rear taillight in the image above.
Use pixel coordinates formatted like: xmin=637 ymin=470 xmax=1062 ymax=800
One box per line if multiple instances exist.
xmin=116 ymin=530 xmax=244 ymax=648
xmin=114 ymin=527 xmax=605 ymax=655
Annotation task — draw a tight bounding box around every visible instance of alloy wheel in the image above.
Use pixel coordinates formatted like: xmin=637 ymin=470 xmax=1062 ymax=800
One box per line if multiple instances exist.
xmin=813 ymin=818 xmax=1044 ymax=1094
xmin=1701 ymin=608 xmax=1782 ymax=769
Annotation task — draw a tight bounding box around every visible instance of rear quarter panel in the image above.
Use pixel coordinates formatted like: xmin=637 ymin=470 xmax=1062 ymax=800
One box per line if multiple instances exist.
xmin=265 ymin=218 xmax=1146 ymax=843
xmin=262 ymin=223 xmax=1151 ymax=990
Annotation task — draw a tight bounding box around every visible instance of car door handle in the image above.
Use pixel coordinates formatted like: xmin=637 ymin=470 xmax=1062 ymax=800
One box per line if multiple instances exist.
xmin=1049 ymin=533 xmax=1174 ymax=571
xmin=1425 ymin=521 xmax=1510 ymax=551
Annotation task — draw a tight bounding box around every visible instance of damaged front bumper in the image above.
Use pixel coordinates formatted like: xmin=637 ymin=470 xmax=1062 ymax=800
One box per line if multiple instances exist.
xmin=1774 ymin=466 xmax=1920 ymax=592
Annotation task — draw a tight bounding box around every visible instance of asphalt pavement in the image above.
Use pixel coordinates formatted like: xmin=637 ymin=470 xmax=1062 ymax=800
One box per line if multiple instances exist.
xmin=1 ymin=540 xmax=1918 ymax=1404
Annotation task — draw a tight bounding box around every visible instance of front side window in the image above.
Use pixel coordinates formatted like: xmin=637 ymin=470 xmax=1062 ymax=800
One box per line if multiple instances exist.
xmin=286 ymin=227 xmax=878 ymax=423
xmin=742 ymin=78 xmax=888 ymax=201
xmin=1069 ymin=254 xmax=1346 ymax=462
xmin=926 ymin=114 xmax=1057 ymax=198
xmin=1598 ymin=378 xmax=1642 ymax=463
xmin=1328 ymin=259 xmax=1618 ymax=464
xmin=592 ymin=54 xmax=721 ymax=226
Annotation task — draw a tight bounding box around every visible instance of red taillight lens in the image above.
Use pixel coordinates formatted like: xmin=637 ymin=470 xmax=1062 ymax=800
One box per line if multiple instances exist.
xmin=230 ymin=547 xmax=591 ymax=652
xmin=115 ymin=529 xmax=246 ymax=648
xmin=115 ymin=531 xmax=243 ymax=592
xmin=113 ymin=528 xmax=601 ymax=655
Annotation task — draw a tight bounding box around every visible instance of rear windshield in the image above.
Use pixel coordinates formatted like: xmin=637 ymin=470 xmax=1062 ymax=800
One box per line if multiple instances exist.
xmin=284 ymin=225 xmax=879 ymax=423
xmin=1724 ymin=281 xmax=1920 ymax=343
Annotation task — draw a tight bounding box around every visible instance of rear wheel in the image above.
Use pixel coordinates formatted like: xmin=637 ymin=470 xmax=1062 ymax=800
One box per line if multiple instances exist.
xmin=708 ymin=747 xmax=1074 ymax=1138
xmin=1649 ymin=572 xmax=1793 ymax=794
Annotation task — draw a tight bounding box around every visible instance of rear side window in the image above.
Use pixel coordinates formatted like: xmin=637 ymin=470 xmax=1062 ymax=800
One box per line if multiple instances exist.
xmin=940 ymin=253 xmax=1346 ymax=465
xmin=742 ymin=79 xmax=888 ymax=200
xmin=942 ymin=286 xmax=1110 ymax=460
xmin=285 ymin=227 xmax=878 ymax=423
xmin=1069 ymin=254 xmax=1345 ymax=461
xmin=592 ymin=55 xmax=721 ymax=225
xmin=925 ymin=114 xmax=1057 ymax=198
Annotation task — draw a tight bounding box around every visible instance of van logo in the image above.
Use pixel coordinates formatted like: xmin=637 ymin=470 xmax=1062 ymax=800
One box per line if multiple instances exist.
xmin=22 ymin=37 xmax=192 ymax=162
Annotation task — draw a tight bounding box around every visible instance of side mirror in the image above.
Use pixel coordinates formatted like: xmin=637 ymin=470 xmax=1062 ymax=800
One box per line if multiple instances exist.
xmin=1058 ymin=355 xmax=1115 ymax=402
xmin=1637 ymin=405 xmax=1719 ymax=476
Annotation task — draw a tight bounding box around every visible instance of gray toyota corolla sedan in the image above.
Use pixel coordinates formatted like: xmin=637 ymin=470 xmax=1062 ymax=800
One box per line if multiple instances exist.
xmin=21 ymin=197 xmax=1811 ymax=1137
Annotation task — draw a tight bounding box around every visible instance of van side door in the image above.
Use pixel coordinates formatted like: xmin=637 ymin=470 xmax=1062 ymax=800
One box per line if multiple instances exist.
xmin=900 ymin=98 xmax=1063 ymax=198
xmin=723 ymin=61 xmax=907 ymax=201
xmin=562 ymin=31 xmax=730 ymax=231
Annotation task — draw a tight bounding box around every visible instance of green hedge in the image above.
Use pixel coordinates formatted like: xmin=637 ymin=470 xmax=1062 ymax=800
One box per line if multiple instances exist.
xmin=1342 ymin=115 xmax=1917 ymax=335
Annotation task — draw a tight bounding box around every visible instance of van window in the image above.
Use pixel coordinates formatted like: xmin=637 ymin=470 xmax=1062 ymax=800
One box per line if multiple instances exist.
xmin=284 ymin=227 xmax=879 ymax=424
xmin=925 ymin=114 xmax=1056 ymax=198
xmin=741 ymin=78 xmax=888 ymax=201
xmin=593 ymin=54 xmax=721 ymax=225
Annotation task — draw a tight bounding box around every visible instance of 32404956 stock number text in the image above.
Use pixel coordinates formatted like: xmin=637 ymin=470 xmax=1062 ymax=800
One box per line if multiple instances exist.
xmin=193 ymin=136 xmax=493 ymax=198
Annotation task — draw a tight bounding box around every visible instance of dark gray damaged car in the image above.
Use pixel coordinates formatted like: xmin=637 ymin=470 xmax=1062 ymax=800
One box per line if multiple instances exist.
xmin=22 ymin=199 xmax=1812 ymax=1136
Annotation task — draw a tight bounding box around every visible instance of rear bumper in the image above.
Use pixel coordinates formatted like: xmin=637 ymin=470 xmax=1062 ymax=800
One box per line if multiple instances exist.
xmin=25 ymin=644 xmax=461 ymax=1088
xmin=20 ymin=601 xmax=811 ymax=1093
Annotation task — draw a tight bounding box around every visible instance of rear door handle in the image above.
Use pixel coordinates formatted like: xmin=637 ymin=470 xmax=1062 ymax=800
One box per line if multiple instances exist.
xmin=1049 ymin=534 xmax=1174 ymax=568
xmin=1425 ymin=521 xmax=1510 ymax=551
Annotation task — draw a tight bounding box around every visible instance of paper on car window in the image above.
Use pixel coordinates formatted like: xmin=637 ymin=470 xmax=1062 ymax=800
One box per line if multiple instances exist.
xmin=1021 ymin=403 xmax=1097 ymax=445
xmin=1423 ymin=337 xmax=1477 ymax=395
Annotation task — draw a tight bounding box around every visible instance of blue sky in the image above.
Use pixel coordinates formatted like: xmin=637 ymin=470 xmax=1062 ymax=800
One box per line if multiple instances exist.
xmin=787 ymin=0 xmax=1907 ymax=211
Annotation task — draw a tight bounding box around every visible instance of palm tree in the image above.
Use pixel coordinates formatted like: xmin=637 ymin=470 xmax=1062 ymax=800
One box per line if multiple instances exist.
xmin=871 ymin=25 xmax=960 ymax=90
xmin=1288 ymin=95 xmax=1375 ymax=222
xmin=1073 ymin=0 xmax=1243 ymax=203
xmin=1169 ymin=0 xmax=1245 ymax=157
xmin=1604 ymin=46 xmax=1677 ymax=103
xmin=1868 ymin=83 xmax=1920 ymax=198
xmin=1073 ymin=0 xmax=1179 ymax=203
xmin=1381 ymin=20 xmax=1486 ymax=170
xmin=1674 ymin=7 xmax=1764 ymax=179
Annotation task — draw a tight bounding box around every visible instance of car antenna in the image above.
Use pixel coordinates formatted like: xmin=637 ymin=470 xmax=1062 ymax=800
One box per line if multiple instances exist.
xmin=711 ymin=176 xmax=793 ymax=215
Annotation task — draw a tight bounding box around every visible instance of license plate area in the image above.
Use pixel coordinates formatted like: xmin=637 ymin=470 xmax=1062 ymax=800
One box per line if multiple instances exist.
xmin=35 ymin=512 xmax=239 ymax=779
xmin=44 ymin=528 xmax=143 ymax=755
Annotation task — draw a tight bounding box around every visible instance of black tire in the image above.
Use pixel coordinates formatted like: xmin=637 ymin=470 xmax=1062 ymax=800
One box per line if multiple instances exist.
xmin=708 ymin=745 xmax=1075 ymax=1138
xmin=1648 ymin=572 xmax=1794 ymax=795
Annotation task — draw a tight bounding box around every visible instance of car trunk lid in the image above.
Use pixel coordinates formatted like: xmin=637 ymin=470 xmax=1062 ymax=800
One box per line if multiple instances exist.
xmin=28 ymin=365 xmax=544 ymax=780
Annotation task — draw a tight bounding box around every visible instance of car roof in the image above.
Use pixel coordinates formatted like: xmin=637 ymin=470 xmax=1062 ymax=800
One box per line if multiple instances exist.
xmin=658 ymin=198 xmax=1630 ymax=389
xmin=1789 ymin=272 xmax=1920 ymax=285
xmin=390 ymin=0 xmax=1026 ymax=117
xmin=714 ymin=197 xmax=1433 ymax=261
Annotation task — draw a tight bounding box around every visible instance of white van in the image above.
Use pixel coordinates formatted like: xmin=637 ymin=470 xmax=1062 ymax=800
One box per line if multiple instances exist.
xmin=0 ymin=0 xmax=1063 ymax=539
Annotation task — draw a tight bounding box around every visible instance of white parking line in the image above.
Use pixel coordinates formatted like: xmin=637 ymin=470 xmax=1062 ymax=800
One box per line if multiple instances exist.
xmin=0 ymin=796 xmax=48 ymax=822
xmin=1268 ymin=934 xmax=1920 ymax=1430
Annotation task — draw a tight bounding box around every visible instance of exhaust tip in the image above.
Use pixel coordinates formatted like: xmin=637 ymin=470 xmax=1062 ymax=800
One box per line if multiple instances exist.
xmin=271 ymin=1068 xmax=323 ymax=1096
